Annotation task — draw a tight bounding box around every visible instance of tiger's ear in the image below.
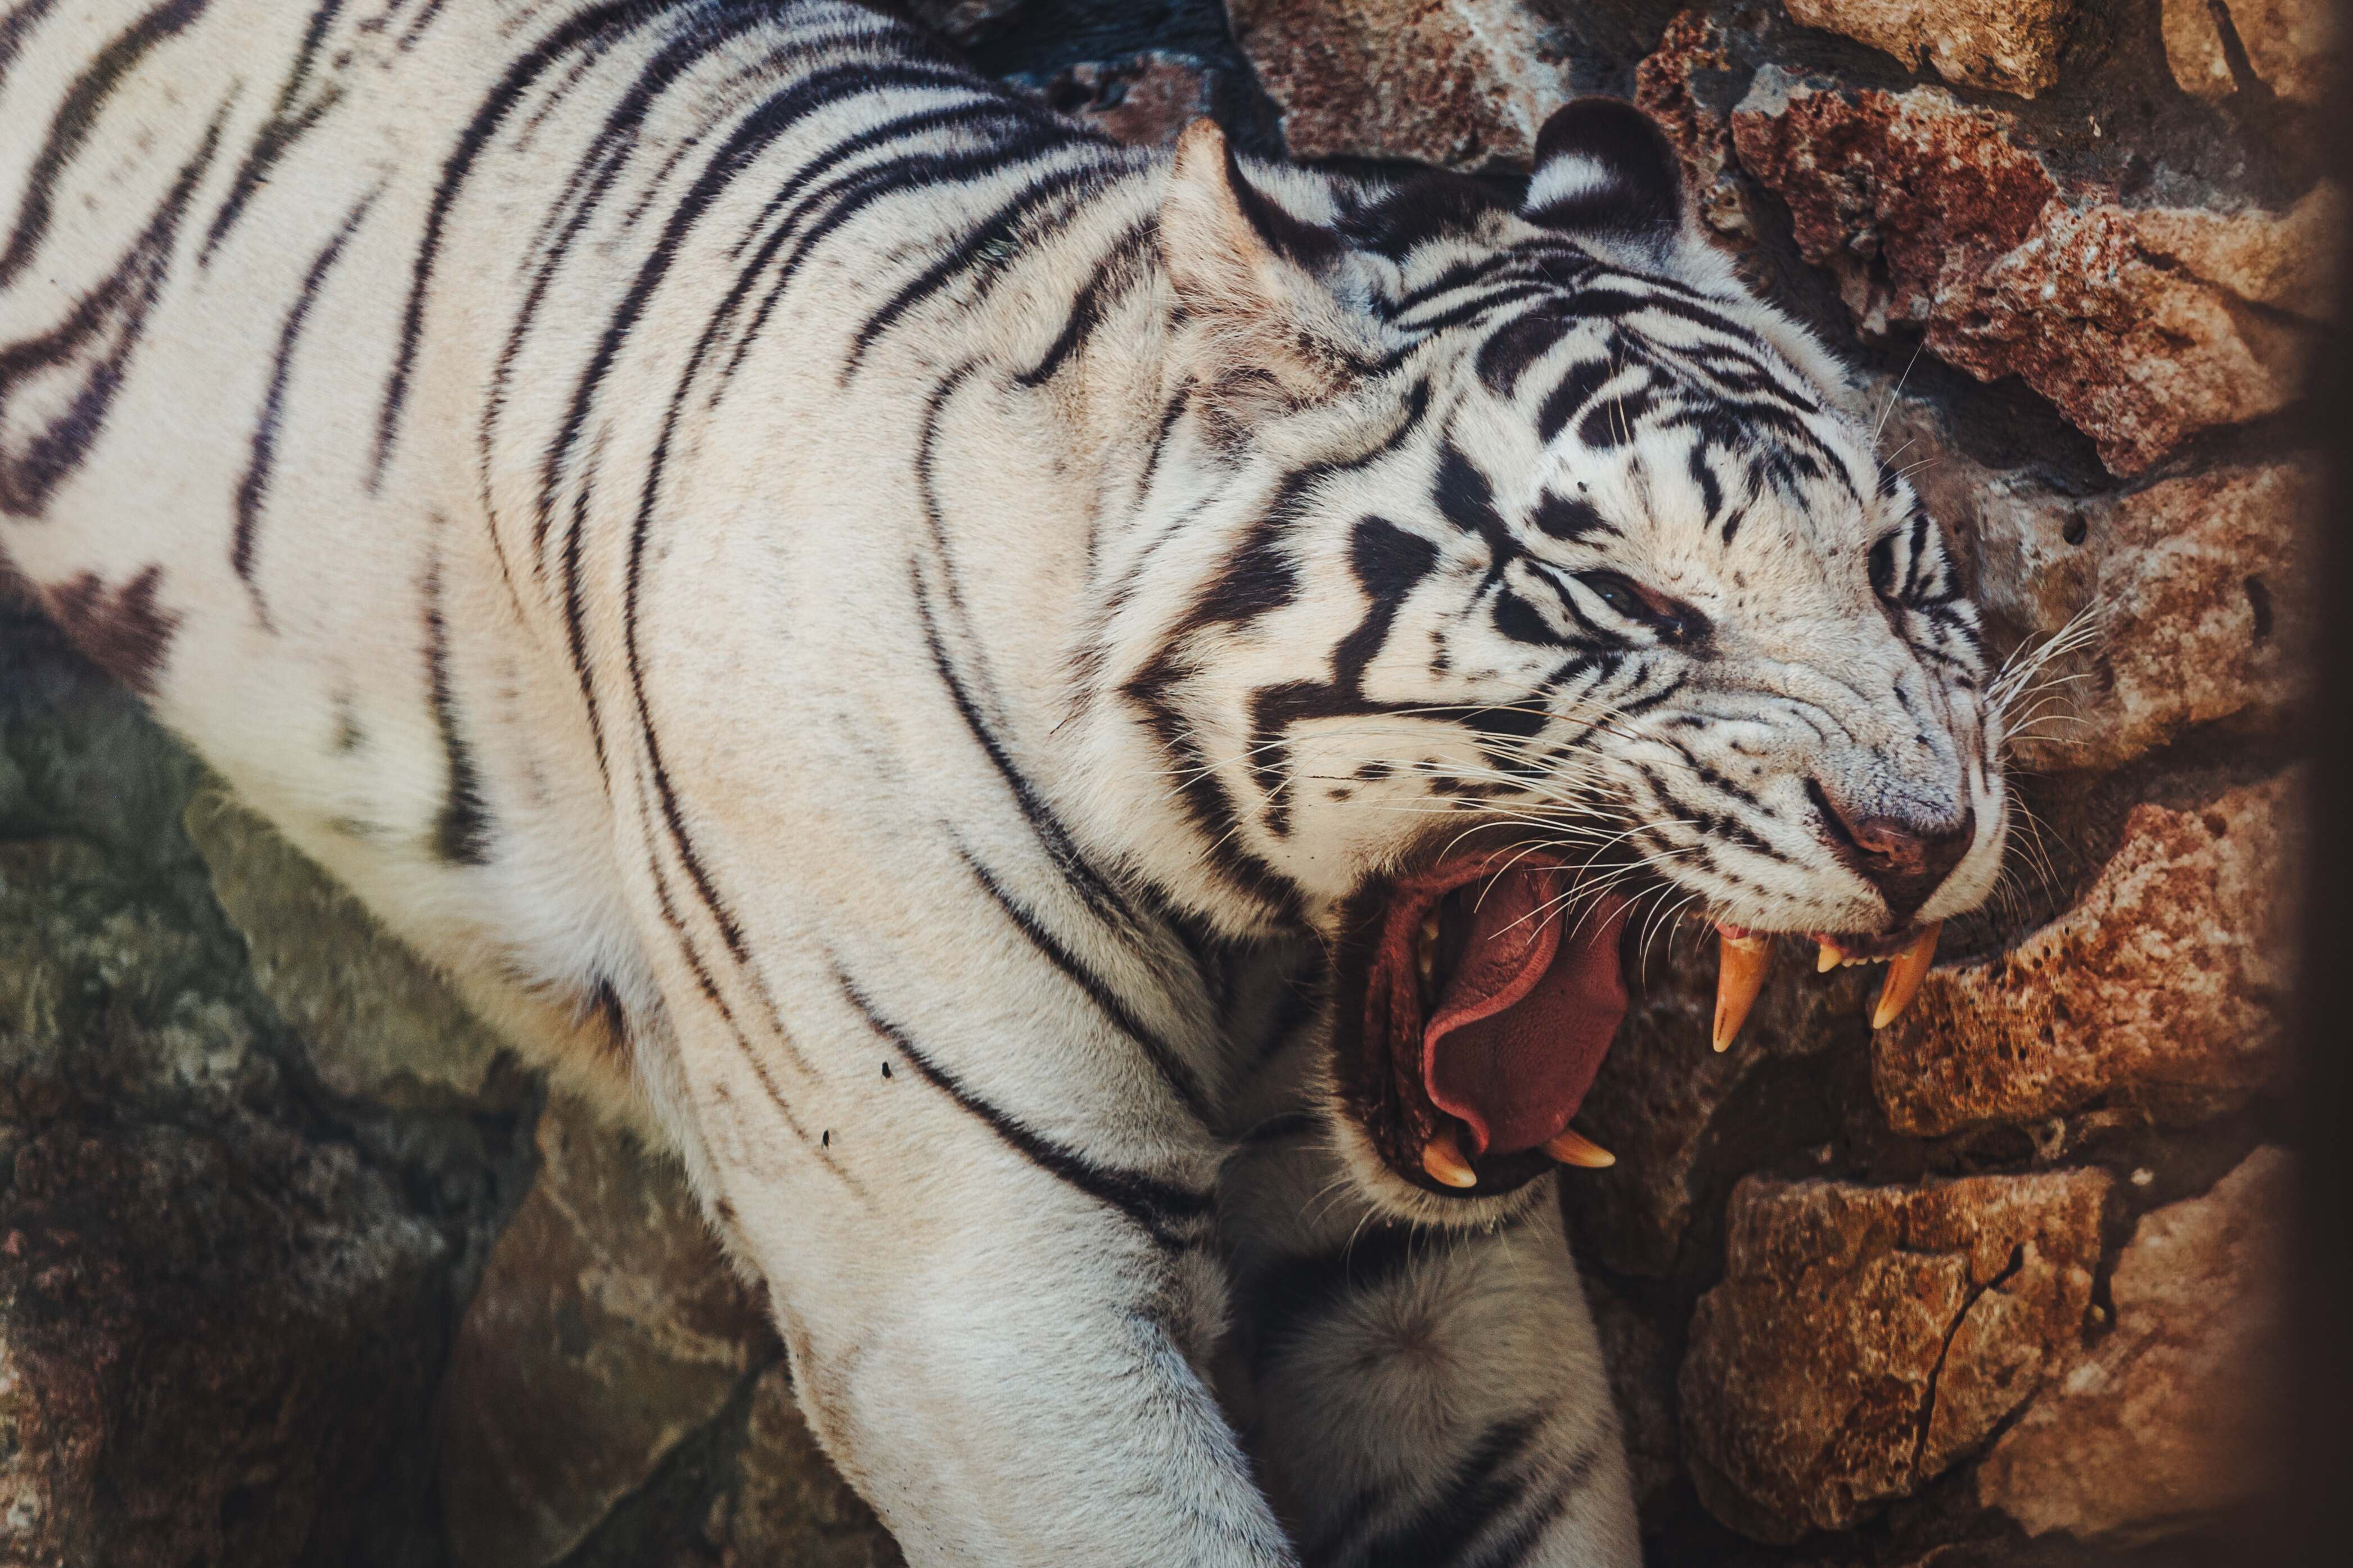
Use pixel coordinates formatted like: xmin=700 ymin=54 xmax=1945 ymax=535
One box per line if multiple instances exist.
xmin=1160 ymin=118 xmax=1373 ymax=426
xmin=1521 ymin=98 xmax=1686 ymax=256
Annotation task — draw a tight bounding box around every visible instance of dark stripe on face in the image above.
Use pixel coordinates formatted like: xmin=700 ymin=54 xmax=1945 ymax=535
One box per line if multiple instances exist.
xmin=956 ymin=846 xmax=1214 ymax=1126
xmin=1535 ymin=355 xmax=1616 ymax=445
xmin=1476 ymin=309 xmax=1568 ymax=394
xmin=233 ymin=188 xmax=375 ymax=620
xmin=1530 ymin=491 xmax=1613 ymax=542
xmin=835 ymin=966 xmax=1211 ymax=1249
xmin=421 ymin=539 xmax=492 ymax=865
xmin=0 ymin=0 xmax=211 ymax=290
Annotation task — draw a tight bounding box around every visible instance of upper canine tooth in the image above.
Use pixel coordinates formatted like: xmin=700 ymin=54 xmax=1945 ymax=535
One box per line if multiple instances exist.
xmin=1816 ymin=942 xmax=1841 ymax=973
xmin=1421 ymin=1123 xmax=1478 ymax=1189
xmin=1543 ymin=1127 xmax=1616 ymax=1168
xmin=1712 ymin=930 xmax=1772 ymax=1054
xmin=1871 ymin=923 xmax=1942 ymax=1029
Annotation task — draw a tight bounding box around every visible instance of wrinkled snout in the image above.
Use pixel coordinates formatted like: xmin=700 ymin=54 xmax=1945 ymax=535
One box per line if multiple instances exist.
xmin=1807 ymin=779 xmax=1976 ymax=923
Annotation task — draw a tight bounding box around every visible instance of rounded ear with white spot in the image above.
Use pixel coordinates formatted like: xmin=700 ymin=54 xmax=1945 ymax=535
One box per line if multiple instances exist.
xmin=1521 ymin=98 xmax=1685 ymax=255
xmin=1160 ymin=118 xmax=1375 ymax=428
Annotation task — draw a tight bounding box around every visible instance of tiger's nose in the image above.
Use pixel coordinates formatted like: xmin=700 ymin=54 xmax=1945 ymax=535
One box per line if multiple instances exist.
xmin=1808 ymin=782 xmax=1975 ymax=921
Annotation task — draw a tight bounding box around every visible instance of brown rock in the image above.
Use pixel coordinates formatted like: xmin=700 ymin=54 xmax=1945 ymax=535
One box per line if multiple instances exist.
xmin=1 ymin=842 xmax=450 ymax=1568
xmin=1977 ymin=1147 xmax=2291 ymax=1538
xmin=1228 ymin=0 xmax=1570 ymax=168
xmin=1994 ymin=463 xmax=2318 ymax=773
xmin=1932 ymin=192 xmax=2334 ymax=476
xmin=1582 ymin=1270 xmax=1682 ymax=1529
xmin=1873 ymin=776 xmax=2299 ymax=1137
xmin=1564 ymin=933 xmax=1884 ymax=1278
xmin=1784 ymin=0 xmax=2075 ymax=98
xmin=1680 ymin=1169 xmax=2109 ymax=1542
xmin=1730 ymin=72 xmax=2338 ymax=472
xmin=1634 ymin=10 xmax=1755 ymax=245
xmin=440 ymin=1095 xmax=776 ymax=1568
xmin=2162 ymin=0 xmax=2340 ymax=105
xmin=184 ymin=793 xmax=528 ymax=1111
xmin=666 ymin=1364 xmax=904 ymax=1568
xmin=1730 ymin=73 xmax=2058 ymax=337
xmin=1024 ymin=53 xmax=1218 ymax=150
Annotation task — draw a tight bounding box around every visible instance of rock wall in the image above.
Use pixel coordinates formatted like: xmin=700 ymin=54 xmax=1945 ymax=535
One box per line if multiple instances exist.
xmin=1 ymin=2 xmax=2332 ymax=1564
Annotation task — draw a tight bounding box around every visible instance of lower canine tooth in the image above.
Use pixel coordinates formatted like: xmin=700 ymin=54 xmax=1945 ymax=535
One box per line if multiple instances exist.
xmin=1871 ymin=923 xmax=1942 ymax=1029
xmin=1712 ymin=930 xmax=1772 ymax=1053
xmin=1543 ymin=1128 xmax=1616 ymax=1168
xmin=1421 ymin=1123 xmax=1478 ymax=1189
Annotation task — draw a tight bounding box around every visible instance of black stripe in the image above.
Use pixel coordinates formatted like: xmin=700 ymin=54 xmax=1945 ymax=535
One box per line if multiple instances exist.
xmin=0 ymin=0 xmax=210 ymax=290
xmin=200 ymin=0 xmax=348 ymax=263
xmin=232 ymin=188 xmax=375 ymax=618
xmin=0 ymin=102 xmax=226 ymax=515
xmin=421 ymin=532 xmax=492 ymax=865
xmin=835 ymin=967 xmax=1211 ymax=1247
xmin=956 ymin=846 xmax=1214 ymax=1125
xmin=843 ymin=155 xmax=1122 ymax=379
xmin=374 ymin=0 xmax=671 ymax=488
xmin=1013 ymin=218 xmax=1155 ymax=387
xmin=1353 ymin=1414 xmax=1546 ymax=1568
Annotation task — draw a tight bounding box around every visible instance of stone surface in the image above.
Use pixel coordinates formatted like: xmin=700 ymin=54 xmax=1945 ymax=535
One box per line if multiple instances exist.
xmin=1680 ymin=1169 xmax=2109 ymax=1542
xmin=1021 ymin=52 xmax=1218 ymax=148
xmin=1566 ymin=935 xmax=1883 ymax=1279
xmin=440 ymin=1095 xmax=776 ymax=1568
xmin=1583 ymin=1270 xmax=1683 ymax=1528
xmin=1874 ymin=776 xmax=2298 ymax=1137
xmin=1784 ymin=0 xmax=2075 ymax=98
xmin=2162 ymin=0 xmax=2338 ymax=105
xmin=905 ymin=0 xmax=1029 ymax=46
xmin=184 ymin=793 xmax=528 ymax=1112
xmin=1634 ymin=9 xmax=1755 ymax=246
xmin=0 ymin=832 xmax=453 ymax=1568
xmin=661 ymin=1366 xmax=905 ymax=1568
xmin=1229 ymin=0 xmax=1569 ymax=167
xmin=1977 ymin=1147 xmax=2291 ymax=1538
xmin=1990 ymin=463 xmax=2318 ymax=772
xmin=1730 ymin=72 xmax=2339 ymax=472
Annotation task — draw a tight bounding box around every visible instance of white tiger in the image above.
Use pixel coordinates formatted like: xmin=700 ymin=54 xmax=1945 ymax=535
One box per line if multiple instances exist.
xmin=0 ymin=1 xmax=2009 ymax=1562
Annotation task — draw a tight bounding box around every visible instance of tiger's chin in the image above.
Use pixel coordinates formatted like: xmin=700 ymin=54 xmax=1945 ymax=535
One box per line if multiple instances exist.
xmin=1324 ymin=847 xmax=1637 ymax=1206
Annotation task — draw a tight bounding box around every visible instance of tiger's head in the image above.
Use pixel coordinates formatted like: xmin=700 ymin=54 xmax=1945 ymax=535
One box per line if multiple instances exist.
xmin=1090 ymin=101 xmax=2005 ymax=1213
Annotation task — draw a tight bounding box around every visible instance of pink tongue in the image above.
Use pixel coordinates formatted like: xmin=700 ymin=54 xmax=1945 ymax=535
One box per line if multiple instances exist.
xmin=1422 ymin=866 xmax=1630 ymax=1159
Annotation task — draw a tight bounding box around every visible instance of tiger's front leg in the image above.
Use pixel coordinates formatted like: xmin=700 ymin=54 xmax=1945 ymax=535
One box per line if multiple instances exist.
xmin=1216 ymin=1047 xmax=1640 ymax=1568
xmin=647 ymin=954 xmax=1299 ymax=1567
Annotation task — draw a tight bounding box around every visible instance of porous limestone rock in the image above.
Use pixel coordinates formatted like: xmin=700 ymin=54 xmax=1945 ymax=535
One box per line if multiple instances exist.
xmin=1783 ymin=0 xmax=2075 ymax=98
xmin=1730 ymin=71 xmax=2340 ymax=472
xmin=2162 ymin=0 xmax=2339 ymax=105
xmin=1228 ymin=0 xmax=1569 ymax=167
xmin=440 ymin=1095 xmax=777 ymax=1568
xmin=1976 ymin=1147 xmax=2291 ymax=1538
xmin=1679 ymin=1169 xmax=2109 ymax=1541
xmin=1634 ymin=9 xmax=1755 ymax=245
xmin=1873 ymin=776 xmax=2299 ymax=1136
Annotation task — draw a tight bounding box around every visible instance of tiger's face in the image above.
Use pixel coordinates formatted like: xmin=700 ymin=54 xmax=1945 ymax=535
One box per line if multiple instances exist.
xmin=1115 ymin=104 xmax=2004 ymax=1209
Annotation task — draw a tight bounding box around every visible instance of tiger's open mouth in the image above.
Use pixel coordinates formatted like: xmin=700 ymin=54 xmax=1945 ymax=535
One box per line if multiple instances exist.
xmin=1335 ymin=850 xmax=1632 ymax=1197
xmin=1333 ymin=850 xmax=1950 ymax=1198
